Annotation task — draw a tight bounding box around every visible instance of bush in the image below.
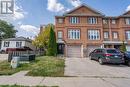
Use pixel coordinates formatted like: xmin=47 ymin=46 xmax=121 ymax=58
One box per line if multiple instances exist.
xmin=46 ymin=27 xmax=57 ymax=56
xmin=120 ymin=41 xmax=127 ymax=52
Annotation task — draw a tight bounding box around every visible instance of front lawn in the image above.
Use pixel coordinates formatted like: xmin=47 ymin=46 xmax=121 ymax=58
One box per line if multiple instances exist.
xmin=0 ymin=56 xmax=65 ymax=77
xmin=0 ymin=85 xmax=58 ymax=87
xmin=27 ymin=56 xmax=65 ymax=77
xmin=0 ymin=61 xmax=32 ymax=75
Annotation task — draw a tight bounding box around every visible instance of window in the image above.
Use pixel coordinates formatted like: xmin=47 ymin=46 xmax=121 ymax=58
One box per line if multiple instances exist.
xmin=58 ymin=18 xmax=63 ymax=23
xmin=88 ymin=17 xmax=97 ymax=24
xmin=16 ymin=42 xmax=22 ymax=47
xmin=103 ymin=19 xmax=108 ymax=24
xmin=88 ymin=30 xmax=100 ymax=40
xmin=58 ymin=31 xmax=63 ymax=40
xmin=70 ymin=17 xmax=79 ymax=24
xmin=68 ymin=30 xmax=80 ymax=40
xmin=4 ymin=42 xmax=10 ymax=47
xmin=125 ymin=18 xmax=130 ymax=25
xmin=112 ymin=19 xmax=116 ymax=24
xmin=104 ymin=32 xmax=109 ymax=39
xmin=126 ymin=31 xmax=130 ymax=40
xmin=107 ymin=49 xmax=120 ymax=54
xmin=113 ymin=32 xmax=118 ymax=39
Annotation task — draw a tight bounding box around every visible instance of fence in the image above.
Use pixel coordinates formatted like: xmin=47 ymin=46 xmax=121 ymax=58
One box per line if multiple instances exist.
xmin=8 ymin=51 xmax=35 ymax=62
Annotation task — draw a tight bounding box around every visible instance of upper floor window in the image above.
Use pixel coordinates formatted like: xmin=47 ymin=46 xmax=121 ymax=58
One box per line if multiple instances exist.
xmin=4 ymin=41 xmax=10 ymax=47
xmin=16 ymin=42 xmax=22 ymax=47
xmin=88 ymin=30 xmax=100 ymax=40
xmin=58 ymin=31 xmax=63 ymax=40
xmin=126 ymin=31 xmax=130 ymax=40
xmin=68 ymin=29 xmax=80 ymax=40
xmin=104 ymin=32 xmax=109 ymax=39
xmin=87 ymin=17 xmax=97 ymax=24
xmin=112 ymin=19 xmax=116 ymax=24
xmin=103 ymin=19 xmax=108 ymax=24
xmin=58 ymin=18 xmax=64 ymax=23
xmin=125 ymin=18 xmax=130 ymax=25
xmin=112 ymin=32 xmax=118 ymax=39
xmin=70 ymin=17 xmax=79 ymax=24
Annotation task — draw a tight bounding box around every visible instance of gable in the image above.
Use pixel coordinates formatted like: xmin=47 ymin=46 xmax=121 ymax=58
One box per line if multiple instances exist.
xmin=123 ymin=11 xmax=130 ymax=15
xmin=64 ymin=5 xmax=103 ymax=16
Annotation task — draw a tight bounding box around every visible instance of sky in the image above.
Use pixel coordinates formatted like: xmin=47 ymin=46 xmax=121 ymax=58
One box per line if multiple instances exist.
xmin=0 ymin=0 xmax=130 ymax=39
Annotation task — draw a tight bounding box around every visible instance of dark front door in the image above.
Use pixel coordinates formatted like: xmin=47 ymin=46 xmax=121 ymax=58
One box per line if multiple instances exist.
xmin=57 ymin=44 xmax=65 ymax=54
xmin=114 ymin=45 xmax=121 ymax=50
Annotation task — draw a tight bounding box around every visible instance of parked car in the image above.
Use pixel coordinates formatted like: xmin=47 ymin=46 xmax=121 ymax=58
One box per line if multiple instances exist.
xmin=123 ymin=51 xmax=130 ymax=66
xmin=89 ymin=48 xmax=124 ymax=65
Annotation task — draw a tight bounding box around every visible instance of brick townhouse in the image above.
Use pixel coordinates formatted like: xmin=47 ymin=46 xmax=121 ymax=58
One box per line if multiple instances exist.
xmin=55 ymin=4 xmax=130 ymax=57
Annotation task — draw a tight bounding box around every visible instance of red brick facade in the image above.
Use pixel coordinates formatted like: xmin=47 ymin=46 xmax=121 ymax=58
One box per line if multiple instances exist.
xmin=55 ymin=4 xmax=130 ymax=57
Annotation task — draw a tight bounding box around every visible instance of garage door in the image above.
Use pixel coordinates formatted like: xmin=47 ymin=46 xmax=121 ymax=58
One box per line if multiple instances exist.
xmin=126 ymin=45 xmax=130 ymax=51
xmin=67 ymin=45 xmax=81 ymax=58
xmin=87 ymin=46 xmax=100 ymax=56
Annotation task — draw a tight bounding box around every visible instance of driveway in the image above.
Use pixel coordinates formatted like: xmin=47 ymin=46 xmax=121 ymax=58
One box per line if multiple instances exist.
xmin=65 ymin=58 xmax=130 ymax=78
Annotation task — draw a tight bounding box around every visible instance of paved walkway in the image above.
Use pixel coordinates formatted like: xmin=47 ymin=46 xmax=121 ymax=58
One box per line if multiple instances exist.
xmin=1 ymin=71 xmax=130 ymax=87
xmin=1 ymin=58 xmax=130 ymax=87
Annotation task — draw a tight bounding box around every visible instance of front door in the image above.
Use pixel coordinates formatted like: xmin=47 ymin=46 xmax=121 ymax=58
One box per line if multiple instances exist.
xmin=57 ymin=44 xmax=65 ymax=54
xmin=114 ymin=45 xmax=121 ymax=50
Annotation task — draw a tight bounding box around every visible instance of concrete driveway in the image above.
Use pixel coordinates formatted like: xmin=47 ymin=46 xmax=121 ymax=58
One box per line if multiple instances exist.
xmin=64 ymin=58 xmax=130 ymax=87
xmin=65 ymin=58 xmax=130 ymax=78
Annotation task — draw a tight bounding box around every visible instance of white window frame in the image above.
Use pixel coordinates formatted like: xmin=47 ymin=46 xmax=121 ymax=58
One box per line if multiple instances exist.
xmin=58 ymin=18 xmax=63 ymax=23
xmin=126 ymin=31 xmax=130 ymax=40
xmin=104 ymin=32 xmax=109 ymax=39
xmin=88 ymin=30 xmax=100 ymax=40
xmin=70 ymin=17 xmax=79 ymax=24
xmin=88 ymin=17 xmax=97 ymax=24
xmin=16 ymin=42 xmax=22 ymax=47
xmin=68 ymin=29 xmax=80 ymax=40
xmin=103 ymin=19 xmax=108 ymax=24
xmin=58 ymin=31 xmax=63 ymax=40
xmin=112 ymin=19 xmax=116 ymax=24
xmin=4 ymin=41 xmax=10 ymax=47
xmin=125 ymin=18 xmax=130 ymax=25
xmin=113 ymin=32 xmax=118 ymax=39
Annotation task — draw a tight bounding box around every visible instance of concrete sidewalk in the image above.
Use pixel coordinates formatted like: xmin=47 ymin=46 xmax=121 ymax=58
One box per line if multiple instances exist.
xmin=0 ymin=71 xmax=130 ymax=87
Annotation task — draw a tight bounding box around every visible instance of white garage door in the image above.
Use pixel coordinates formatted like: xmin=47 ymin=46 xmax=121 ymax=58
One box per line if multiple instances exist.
xmin=67 ymin=45 xmax=81 ymax=58
xmin=126 ymin=45 xmax=130 ymax=51
xmin=87 ymin=46 xmax=100 ymax=56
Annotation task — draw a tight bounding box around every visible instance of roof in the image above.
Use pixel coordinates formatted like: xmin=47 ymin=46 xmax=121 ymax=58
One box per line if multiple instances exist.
xmin=63 ymin=4 xmax=105 ymax=16
xmin=3 ymin=37 xmax=32 ymax=42
xmin=122 ymin=10 xmax=130 ymax=15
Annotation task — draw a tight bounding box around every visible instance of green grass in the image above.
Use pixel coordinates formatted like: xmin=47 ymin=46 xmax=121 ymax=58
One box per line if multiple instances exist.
xmin=0 ymin=85 xmax=58 ymax=87
xmin=0 ymin=56 xmax=65 ymax=77
xmin=27 ymin=56 xmax=65 ymax=77
xmin=0 ymin=61 xmax=33 ymax=75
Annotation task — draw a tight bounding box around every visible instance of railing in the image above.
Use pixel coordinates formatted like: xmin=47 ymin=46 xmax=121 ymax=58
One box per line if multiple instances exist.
xmin=8 ymin=51 xmax=35 ymax=62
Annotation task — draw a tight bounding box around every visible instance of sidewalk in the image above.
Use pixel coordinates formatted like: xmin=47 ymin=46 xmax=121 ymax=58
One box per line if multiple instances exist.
xmin=0 ymin=71 xmax=130 ymax=87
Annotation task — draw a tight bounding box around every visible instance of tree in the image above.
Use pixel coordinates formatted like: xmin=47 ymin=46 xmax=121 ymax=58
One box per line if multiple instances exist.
xmin=32 ymin=24 xmax=54 ymax=54
xmin=120 ymin=41 xmax=127 ymax=52
xmin=46 ymin=27 xmax=57 ymax=56
xmin=0 ymin=20 xmax=17 ymax=39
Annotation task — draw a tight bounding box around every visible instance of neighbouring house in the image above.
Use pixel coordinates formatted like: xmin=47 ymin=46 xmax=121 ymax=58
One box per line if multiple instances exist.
xmin=0 ymin=37 xmax=35 ymax=52
xmin=40 ymin=25 xmax=46 ymax=34
xmin=55 ymin=4 xmax=130 ymax=57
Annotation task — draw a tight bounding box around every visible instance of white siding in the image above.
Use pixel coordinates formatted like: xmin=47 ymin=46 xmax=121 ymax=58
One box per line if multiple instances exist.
xmin=1 ymin=41 xmax=35 ymax=51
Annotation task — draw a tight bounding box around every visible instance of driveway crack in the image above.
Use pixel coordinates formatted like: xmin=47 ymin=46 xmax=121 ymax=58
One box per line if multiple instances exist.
xmin=100 ymin=78 xmax=119 ymax=87
xmin=39 ymin=77 xmax=45 ymax=85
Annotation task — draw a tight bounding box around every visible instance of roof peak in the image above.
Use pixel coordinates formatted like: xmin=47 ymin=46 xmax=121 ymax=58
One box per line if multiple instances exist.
xmin=63 ymin=3 xmax=105 ymax=16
